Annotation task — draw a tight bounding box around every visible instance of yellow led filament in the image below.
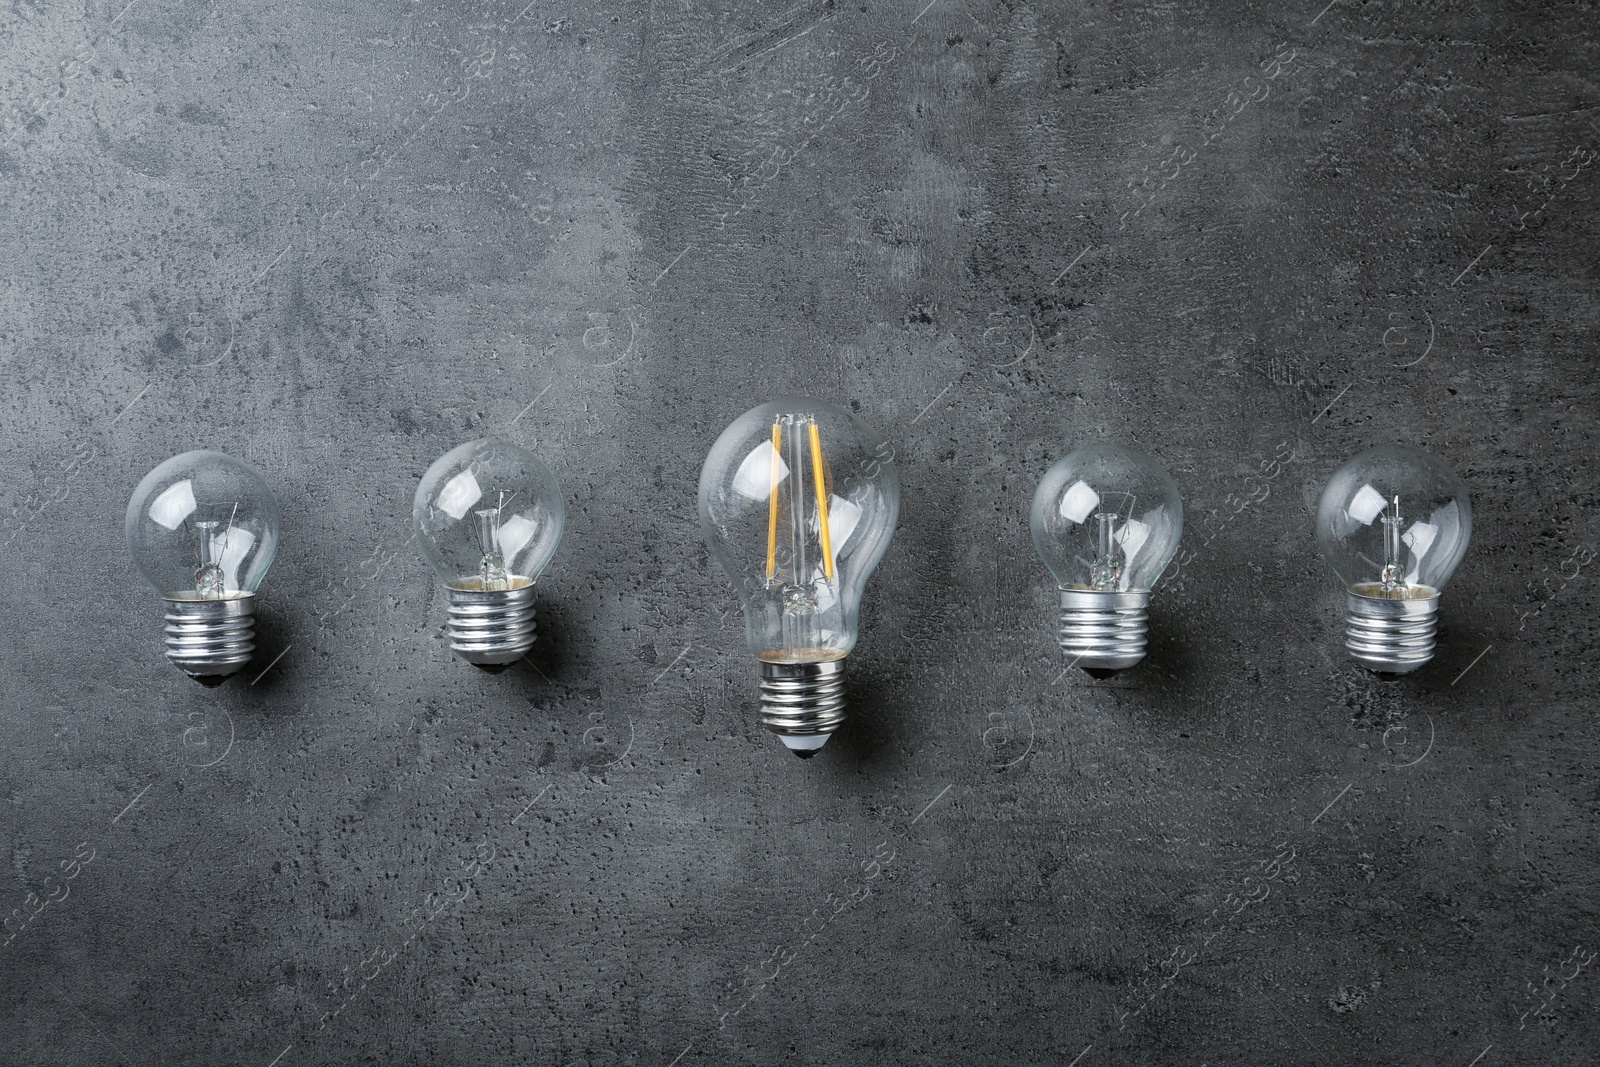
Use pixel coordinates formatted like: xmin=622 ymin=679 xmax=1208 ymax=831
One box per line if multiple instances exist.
xmin=809 ymin=422 xmax=835 ymax=580
xmin=762 ymin=417 xmax=836 ymax=584
xmin=766 ymin=422 xmax=783 ymax=580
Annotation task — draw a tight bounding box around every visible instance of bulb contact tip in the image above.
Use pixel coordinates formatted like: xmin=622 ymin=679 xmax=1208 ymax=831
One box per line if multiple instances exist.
xmin=163 ymin=595 xmax=256 ymax=682
xmin=1058 ymin=589 xmax=1149 ymax=673
xmin=759 ymin=658 xmax=846 ymax=746
xmin=1345 ymin=590 xmax=1439 ymax=674
xmin=447 ymin=585 xmax=538 ymax=666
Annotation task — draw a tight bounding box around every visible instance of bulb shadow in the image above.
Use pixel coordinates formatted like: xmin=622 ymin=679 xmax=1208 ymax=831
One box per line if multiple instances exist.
xmin=1409 ymin=599 xmax=1494 ymax=698
xmin=228 ymin=601 xmax=294 ymax=697
xmin=1081 ymin=606 xmax=1203 ymax=732
xmin=1142 ymin=605 xmax=1202 ymax=689
xmin=498 ymin=599 xmax=581 ymax=691
xmin=819 ymin=666 xmax=909 ymax=770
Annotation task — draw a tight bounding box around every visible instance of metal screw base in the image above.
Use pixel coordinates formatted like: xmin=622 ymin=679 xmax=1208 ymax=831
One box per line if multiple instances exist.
xmin=759 ymin=658 xmax=846 ymax=757
xmin=447 ymin=585 xmax=537 ymax=666
xmin=1058 ymin=589 xmax=1149 ymax=672
xmin=1345 ymin=589 xmax=1439 ymax=674
xmin=163 ymin=595 xmax=256 ymax=683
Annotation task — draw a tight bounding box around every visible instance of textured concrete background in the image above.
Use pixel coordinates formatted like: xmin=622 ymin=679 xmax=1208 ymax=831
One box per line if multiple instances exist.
xmin=2 ymin=0 xmax=1598 ymax=1063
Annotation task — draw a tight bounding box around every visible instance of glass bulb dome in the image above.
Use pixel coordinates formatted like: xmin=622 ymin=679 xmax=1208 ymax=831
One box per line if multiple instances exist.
xmin=1316 ymin=444 xmax=1471 ymax=599
xmin=125 ymin=450 xmax=280 ymax=600
xmin=413 ymin=439 xmax=565 ymax=591
xmin=699 ymin=397 xmax=899 ymax=661
xmin=699 ymin=397 xmax=899 ymax=754
xmin=1031 ymin=442 xmax=1183 ymax=593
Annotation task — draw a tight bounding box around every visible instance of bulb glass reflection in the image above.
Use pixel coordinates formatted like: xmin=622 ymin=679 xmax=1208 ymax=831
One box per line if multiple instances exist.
xmin=699 ymin=398 xmax=899 ymax=755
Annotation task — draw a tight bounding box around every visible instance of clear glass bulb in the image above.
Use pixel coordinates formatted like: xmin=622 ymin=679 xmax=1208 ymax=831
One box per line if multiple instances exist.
xmin=1316 ymin=444 xmax=1471 ymax=673
xmin=1030 ymin=442 xmax=1182 ymax=673
xmin=414 ymin=439 xmax=565 ymax=669
xmin=698 ymin=397 xmax=899 ymax=756
xmin=125 ymin=450 xmax=280 ymax=683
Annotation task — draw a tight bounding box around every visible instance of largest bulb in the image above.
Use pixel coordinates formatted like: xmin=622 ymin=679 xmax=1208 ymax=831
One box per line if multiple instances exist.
xmin=698 ymin=398 xmax=899 ymax=757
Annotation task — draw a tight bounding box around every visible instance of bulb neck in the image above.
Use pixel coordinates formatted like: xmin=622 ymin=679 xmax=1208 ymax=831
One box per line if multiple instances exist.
xmin=162 ymin=595 xmax=256 ymax=684
xmin=1345 ymin=589 xmax=1439 ymax=674
xmin=1058 ymin=589 xmax=1149 ymax=673
xmin=447 ymin=584 xmax=537 ymax=666
xmin=758 ymin=657 xmax=847 ymax=749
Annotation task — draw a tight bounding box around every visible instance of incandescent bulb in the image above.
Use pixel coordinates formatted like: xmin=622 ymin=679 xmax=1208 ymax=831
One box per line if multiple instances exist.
xmin=1316 ymin=444 xmax=1471 ymax=673
xmin=1031 ymin=442 xmax=1182 ymax=674
xmin=698 ymin=398 xmax=899 ymax=757
xmin=414 ymin=439 xmax=565 ymax=670
xmin=125 ymin=450 xmax=281 ymax=684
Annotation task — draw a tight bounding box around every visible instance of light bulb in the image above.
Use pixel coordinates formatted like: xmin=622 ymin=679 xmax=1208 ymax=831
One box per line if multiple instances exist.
xmin=125 ymin=450 xmax=281 ymax=685
xmin=1316 ymin=444 xmax=1471 ymax=674
xmin=698 ymin=398 xmax=899 ymax=758
xmin=413 ymin=439 xmax=565 ymax=671
xmin=1030 ymin=442 xmax=1182 ymax=675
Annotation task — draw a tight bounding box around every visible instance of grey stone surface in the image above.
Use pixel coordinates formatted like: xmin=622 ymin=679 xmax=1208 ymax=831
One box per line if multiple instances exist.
xmin=2 ymin=0 xmax=1598 ymax=1063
